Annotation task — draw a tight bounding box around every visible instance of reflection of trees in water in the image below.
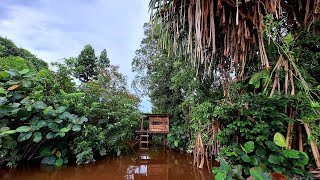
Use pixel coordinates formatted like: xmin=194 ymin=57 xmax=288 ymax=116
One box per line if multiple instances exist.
xmin=3 ymin=151 xmax=213 ymax=180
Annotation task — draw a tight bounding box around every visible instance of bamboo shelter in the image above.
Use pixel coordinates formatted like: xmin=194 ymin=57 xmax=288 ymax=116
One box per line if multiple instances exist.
xmin=134 ymin=114 xmax=171 ymax=150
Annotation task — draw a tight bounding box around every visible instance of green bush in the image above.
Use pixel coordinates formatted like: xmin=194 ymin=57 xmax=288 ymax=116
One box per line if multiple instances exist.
xmin=0 ymin=56 xmax=34 ymax=71
xmin=0 ymin=67 xmax=141 ymax=167
xmin=213 ymin=133 xmax=312 ymax=179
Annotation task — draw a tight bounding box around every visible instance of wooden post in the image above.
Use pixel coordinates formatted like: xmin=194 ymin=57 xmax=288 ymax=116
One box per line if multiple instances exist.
xmin=304 ymin=123 xmax=320 ymax=168
xmin=163 ymin=134 xmax=166 ymax=149
xmin=298 ymin=122 xmax=303 ymax=152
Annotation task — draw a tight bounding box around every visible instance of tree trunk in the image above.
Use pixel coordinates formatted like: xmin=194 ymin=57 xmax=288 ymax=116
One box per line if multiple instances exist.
xmin=304 ymin=123 xmax=320 ymax=168
xmin=298 ymin=122 xmax=304 ymax=152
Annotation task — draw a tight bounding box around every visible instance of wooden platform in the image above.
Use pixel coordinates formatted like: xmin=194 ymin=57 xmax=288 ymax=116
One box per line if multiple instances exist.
xmin=135 ymin=130 xmax=169 ymax=134
xmin=136 ymin=114 xmax=171 ymax=150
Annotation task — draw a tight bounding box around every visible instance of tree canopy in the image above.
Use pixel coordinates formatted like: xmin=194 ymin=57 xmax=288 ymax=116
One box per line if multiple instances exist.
xmin=0 ymin=36 xmax=48 ymax=71
xmin=76 ymin=44 xmax=98 ymax=83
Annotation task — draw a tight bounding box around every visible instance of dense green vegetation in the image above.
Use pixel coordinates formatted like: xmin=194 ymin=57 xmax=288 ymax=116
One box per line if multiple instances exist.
xmin=131 ymin=0 xmax=320 ymax=179
xmin=1 ymin=1 xmax=320 ymax=179
xmin=0 ymin=37 xmax=141 ymax=167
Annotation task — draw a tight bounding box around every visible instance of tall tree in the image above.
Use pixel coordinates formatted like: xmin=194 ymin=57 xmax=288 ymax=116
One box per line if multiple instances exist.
xmin=76 ymin=44 xmax=97 ymax=83
xmin=98 ymin=49 xmax=110 ymax=72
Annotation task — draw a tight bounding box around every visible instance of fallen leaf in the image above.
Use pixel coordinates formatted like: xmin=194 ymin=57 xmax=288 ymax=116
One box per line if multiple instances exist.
xmin=7 ymin=84 xmax=19 ymax=91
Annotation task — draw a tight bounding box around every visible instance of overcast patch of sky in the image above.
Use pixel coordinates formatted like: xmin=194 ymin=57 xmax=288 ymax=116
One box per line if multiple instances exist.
xmin=0 ymin=0 xmax=152 ymax=112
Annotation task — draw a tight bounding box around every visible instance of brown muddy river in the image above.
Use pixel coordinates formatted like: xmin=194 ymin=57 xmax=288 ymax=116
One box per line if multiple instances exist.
xmin=1 ymin=150 xmax=214 ymax=180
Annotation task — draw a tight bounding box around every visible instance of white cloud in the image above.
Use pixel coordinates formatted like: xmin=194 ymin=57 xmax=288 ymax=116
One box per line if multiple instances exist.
xmin=0 ymin=0 xmax=152 ymax=112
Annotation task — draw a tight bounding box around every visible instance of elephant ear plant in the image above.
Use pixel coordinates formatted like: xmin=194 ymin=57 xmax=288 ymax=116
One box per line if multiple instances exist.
xmin=0 ymin=69 xmax=87 ymax=167
xmin=212 ymin=132 xmax=311 ymax=180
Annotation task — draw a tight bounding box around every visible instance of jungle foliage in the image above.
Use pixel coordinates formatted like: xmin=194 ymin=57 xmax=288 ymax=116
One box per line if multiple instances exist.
xmin=0 ymin=38 xmax=141 ymax=168
xmin=132 ymin=0 xmax=320 ymax=179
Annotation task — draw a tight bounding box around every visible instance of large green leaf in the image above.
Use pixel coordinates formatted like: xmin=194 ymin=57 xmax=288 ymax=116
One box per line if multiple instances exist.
xmin=63 ymin=158 xmax=68 ymax=164
xmin=211 ymin=167 xmax=219 ymax=174
xmin=41 ymin=156 xmax=56 ymax=165
xmin=37 ymin=121 xmax=47 ymax=129
xmin=265 ymin=141 xmax=281 ymax=152
xmin=174 ymin=140 xmax=179 ymax=147
xmin=60 ymin=127 xmax=71 ymax=133
xmin=56 ymin=132 xmax=65 ymax=137
xmin=283 ymin=33 xmax=294 ymax=46
xmin=22 ymin=71 xmax=36 ymax=78
xmin=6 ymin=70 xmax=19 ymax=77
xmin=0 ymin=130 xmax=16 ymax=137
xmin=283 ymin=149 xmax=300 ymax=159
xmin=0 ymin=97 xmax=7 ymax=106
xmin=21 ymin=80 xmax=31 ymax=87
xmin=79 ymin=116 xmax=88 ymax=123
xmin=249 ymin=71 xmax=263 ymax=88
xmin=215 ymin=172 xmax=227 ymax=180
xmin=17 ymin=132 xmax=32 ymax=142
xmin=39 ymin=147 xmax=51 ymax=156
xmin=19 ymin=69 xmax=30 ymax=75
xmin=43 ymin=106 xmax=53 ymax=115
xmin=16 ymin=126 xmax=32 ymax=132
xmin=250 ymin=167 xmax=271 ymax=180
xmin=250 ymin=156 xmax=259 ymax=166
xmin=32 ymin=132 xmax=42 ymax=143
xmin=272 ymin=166 xmax=286 ymax=173
xmin=0 ymin=71 xmax=10 ymax=79
xmin=55 ymin=158 xmax=63 ymax=167
xmin=296 ymin=152 xmax=309 ymax=166
xmin=7 ymin=80 xmax=20 ymax=86
xmin=56 ymin=106 xmax=67 ymax=113
xmin=0 ymin=127 xmax=10 ymax=132
xmin=249 ymin=167 xmax=266 ymax=180
xmin=255 ymin=147 xmax=266 ymax=157
xmin=72 ymin=116 xmax=88 ymax=124
xmin=241 ymin=154 xmax=251 ymax=162
xmin=20 ymin=98 xmax=31 ymax=104
xmin=273 ymin=132 xmax=286 ymax=148
xmin=59 ymin=112 xmax=72 ymax=120
xmin=233 ymin=146 xmax=245 ymax=156
xmin=0 ymin=105 xmax=15 ymax=114
xmin=72 ymin=124 xmax=81 ymax=132
xmin=249 ymin=69 xmax=270 ymax=89
xmin=0 ymin=88 xmax=7 ymax=95
xmin=46 ymin=132 xmax=55 ymax=139
xmin=244 ymin=141 xmax=254 ymax=153
xmin=9 ymin=102 xmax=20 ymax=108
xmin=292 ymin=168 xmax=304 ymax=176
xmin=34 ymin=101 xmax=47 ymax=110
xmin=13 ymin=93 xmax=24 ymax=100
xmin=48 ymin=123 xmax=58 ymax=131
xmin=268 ymin=154 xmax=281 ymax=164
xmin=26 ymin=104 xmax=32 ymax=111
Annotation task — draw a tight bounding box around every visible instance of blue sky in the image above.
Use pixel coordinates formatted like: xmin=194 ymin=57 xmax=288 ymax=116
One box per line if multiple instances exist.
xmin=0 ymin=0 xmax=152 ymax=112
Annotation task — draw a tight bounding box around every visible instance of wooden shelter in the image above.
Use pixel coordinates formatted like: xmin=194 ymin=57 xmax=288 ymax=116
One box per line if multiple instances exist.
xmin=134 ymin=113 xmax=171 ymax=150
xmin=144 ymin=113 xmax=170 ymax=133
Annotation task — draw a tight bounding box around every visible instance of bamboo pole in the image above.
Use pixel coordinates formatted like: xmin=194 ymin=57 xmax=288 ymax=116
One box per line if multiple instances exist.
xmin=304 ymin=123 xmax=320 ymax=168
xmin=298 ymin=122 xmax=304 ymax=152
xmin=286 ymin=122 xmax=293 ymax=149
xmin=286 ymin=109 xmax=295 ymax=149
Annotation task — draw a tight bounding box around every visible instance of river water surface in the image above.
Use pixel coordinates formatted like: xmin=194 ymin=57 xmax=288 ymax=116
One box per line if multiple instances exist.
xmin=1 ymin=150 xmax=214 ymax=180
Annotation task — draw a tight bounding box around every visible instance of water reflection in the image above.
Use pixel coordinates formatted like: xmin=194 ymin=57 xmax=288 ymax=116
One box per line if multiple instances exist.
xmin=1 ymin=150 xmax=214 ymax=180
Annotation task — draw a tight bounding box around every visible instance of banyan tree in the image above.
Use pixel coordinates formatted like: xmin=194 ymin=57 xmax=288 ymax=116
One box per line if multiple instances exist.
xmin=149 ymin=0 xmax=320 ymax=169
